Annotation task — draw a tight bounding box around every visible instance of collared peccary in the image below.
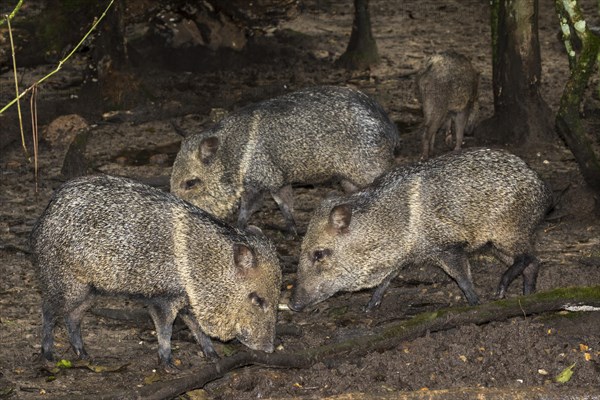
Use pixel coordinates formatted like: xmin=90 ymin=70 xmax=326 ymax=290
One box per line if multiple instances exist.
xmin=290 ymin=148 xmax=551 ymax=311
xmin=30 ymin=175 xmax=282 ymax=369
xmin=170 ymin=85 xmax=400 ymax=234
xmin=416 ymin=51 xmax=479 ymax=159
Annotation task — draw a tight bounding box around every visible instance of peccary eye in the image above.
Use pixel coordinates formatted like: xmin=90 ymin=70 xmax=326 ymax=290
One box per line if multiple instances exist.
xmin=249 ymin=291 xmax=266 ymax=309
xmin=312 ymin=249 xmax=331 ymax=263
xmin=181 ymin=178 xmax=201 ymax=190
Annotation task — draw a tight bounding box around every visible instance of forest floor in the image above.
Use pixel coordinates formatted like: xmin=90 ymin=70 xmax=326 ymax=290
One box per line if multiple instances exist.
xmin=1 ymin=0 xmax=599 ymax=399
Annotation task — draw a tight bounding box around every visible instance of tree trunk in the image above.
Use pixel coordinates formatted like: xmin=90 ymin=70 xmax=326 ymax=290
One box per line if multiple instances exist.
xmin=336 ymin=0 xmax=380 ymax=70
xmin=476 ymin=0 xmax=555 ymax=146
xmin=79 ymin=0 xmax=142 ymax=110
xmin=554 ymin=0 xmax=600 ymax=200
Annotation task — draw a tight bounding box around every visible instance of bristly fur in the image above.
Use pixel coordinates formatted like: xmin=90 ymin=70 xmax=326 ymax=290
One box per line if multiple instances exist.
xmin=291 ymin=148 xmax=552 ymax=311
xmin=30 ymin=175 xmax=282 ymax=368
xmin=417 ymin=51 xmax=479 ymax=159
xmin=170 ymin=85 xmax=400 ymax=233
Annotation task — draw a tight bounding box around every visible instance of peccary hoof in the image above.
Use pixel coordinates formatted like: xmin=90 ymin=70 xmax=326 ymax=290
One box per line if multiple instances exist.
xmin=282 ymin=224 xmax=299 ymax=241
xmin=283 ymin=231 xmax=298 ymax=241
xmin=466 ymin=296 xmax=481 ymax=306
xmin=203 ymin=347 xmax=220 ymax=361
xmin=41 ymin=350 xmax=55 ymax=362
xmin=74 ymin=348 xmax=89 ymax=360
xmin=364 ymin=298 xmax=382 ymax=312
xmin=161 ymin=358 xmax=181 ymax=374
xmin=495 ymin=286 xmax=507 ymax=300
xmin=163 ymin=364 xmax=180 ymax=374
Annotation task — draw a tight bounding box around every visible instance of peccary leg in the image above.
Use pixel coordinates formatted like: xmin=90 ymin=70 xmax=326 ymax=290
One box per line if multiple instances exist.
xmin=59 ymin=284 xmax=93 ymax=359
xmin=490 ymin=247 xmax=514 ymax=266
xmin=443 ymin=119 xmax=453 ymax=147
xmin=271 ymin=185 xmax=297 ymax=236
xmin=522 ymin=257 xmax=540 ymax=295
xmin=147 ymin=302 xmax=179 ymax=370
xmin=178 ymin=308 xmax=219 ymax=360
xmin=365 ymin=271 xmax=399 ymax=312
xmin=496 ymin=254 xmax=537 ymax=299
xmin=434 ymin=248 xmax=480 ymax=305
xmin=421 ymin=113 xmax=445 ymax=159
xmin=64 ymin=297 xmax=93 ymax=359
xmin=238 ymin=187 xmax=265 ymax=228
xmin=428 ymin=125 xmax=436 ymax=155
xmin=41 ymin=301 xmax=59 ymax=360
xmin=452 ymin=110 xmax=469 ymax=151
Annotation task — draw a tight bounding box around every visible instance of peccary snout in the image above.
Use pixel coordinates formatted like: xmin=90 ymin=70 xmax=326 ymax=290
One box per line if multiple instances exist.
xmin=288 ymin=287 xmax=310 ymax=312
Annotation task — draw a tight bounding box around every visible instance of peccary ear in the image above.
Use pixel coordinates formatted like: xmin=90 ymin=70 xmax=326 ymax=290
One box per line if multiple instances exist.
xmin=170 ymin=120 xmax=189 ymax=137
xmin=199 ymin=137 xmax=219 ymax=165
xmin=328 ymin=204 xmax=352 ymax=234
xmin=246 ymin=225 xmax=265 ymax=237
xmin=233 ymin=243 xmax=257 ymax=275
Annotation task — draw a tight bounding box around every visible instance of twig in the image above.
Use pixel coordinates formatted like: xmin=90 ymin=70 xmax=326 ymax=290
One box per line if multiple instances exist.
xmin=0 ymin=0 xmax=116 ymax=116
xmin=5 ymin=14 xmax=28 ymax=159
xmin=31 ymin=85 xmax=39 ymax=191
xmin=518 ymin=298 xmax=526 ymax=319
xmin=0 ymin=0 xmax=24 ymax=27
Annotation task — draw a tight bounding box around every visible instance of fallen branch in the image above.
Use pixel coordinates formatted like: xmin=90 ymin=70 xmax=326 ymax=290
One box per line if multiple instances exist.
xmin=76 ymin=286 xmax=600 ymax=400
xmin=65 ymin=351 xmax=308 ymax=400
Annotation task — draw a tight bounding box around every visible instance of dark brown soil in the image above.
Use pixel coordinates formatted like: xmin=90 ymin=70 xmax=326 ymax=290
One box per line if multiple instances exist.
xmin=1 ymin=1 xmax=600 ymax=399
